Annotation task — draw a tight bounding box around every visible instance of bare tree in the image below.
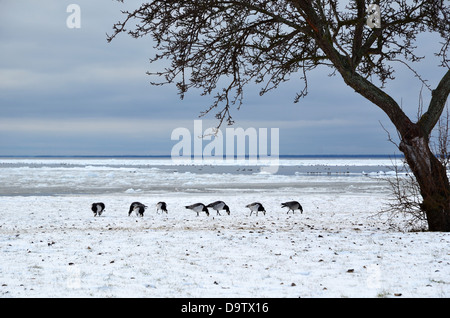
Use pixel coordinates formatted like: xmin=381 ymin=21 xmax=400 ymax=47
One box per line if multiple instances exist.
xmin=108 ymin=0 xmax=450 ymax=231
xmin=381 ymin=101 xmax=449 ymax=231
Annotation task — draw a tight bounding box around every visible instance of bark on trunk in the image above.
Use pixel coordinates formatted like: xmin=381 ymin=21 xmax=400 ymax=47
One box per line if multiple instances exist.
xmin=302 ymin=9 xmax=450 ymax=231
xmin=400 ymin=134 xmax=450 ymax=232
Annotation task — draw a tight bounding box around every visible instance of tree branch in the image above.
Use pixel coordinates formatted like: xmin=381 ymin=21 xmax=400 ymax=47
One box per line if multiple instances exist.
xmin=109 ymin=0 xmax=449 ymax=134
xmin=419 ymin=69 xmax=450 ymax=136
xmin=351 ymin=0 xmax=366 ymax=69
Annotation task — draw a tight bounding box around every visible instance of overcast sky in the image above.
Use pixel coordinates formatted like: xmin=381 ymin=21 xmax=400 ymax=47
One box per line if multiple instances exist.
xmin=0 ymin=0 xmax=447 ymax=156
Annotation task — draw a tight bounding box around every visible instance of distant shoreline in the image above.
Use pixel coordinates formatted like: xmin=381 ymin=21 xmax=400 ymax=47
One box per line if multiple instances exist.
xmin=0 ymin=155 xmax=406 ymax=178
xmin=0 ymin=154 xmax=405 ymax=159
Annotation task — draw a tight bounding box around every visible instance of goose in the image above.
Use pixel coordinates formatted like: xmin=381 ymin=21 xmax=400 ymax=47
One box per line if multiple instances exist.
xmin=281 ymin=201 xmax=303 ymax=214
xmin=185 ymin=203 xmax=209 ymax=216
xmin=206 ymin=201 xmax=230 ymax=215
xmin=91 ymin=202 xmax=105 ymax=217
xmin=245 ymin=202 xmax=266 ymax=216
xmin=129 ymin=202 xmax=147 ymax=217
xmin=156 ymin=201 xmax=168 ymax=214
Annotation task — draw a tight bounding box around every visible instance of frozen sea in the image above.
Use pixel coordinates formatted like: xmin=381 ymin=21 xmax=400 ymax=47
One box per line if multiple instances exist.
xmin=0 ymin=156 xmax=400 ymax=196
xmin=0 ymin=156 xmax=449 ymax=298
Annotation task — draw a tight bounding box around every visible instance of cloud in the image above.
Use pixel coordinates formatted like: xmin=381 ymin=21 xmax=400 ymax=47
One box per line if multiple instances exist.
xmin=0 ymin=65 xmax=147 ymax=92
xmin=0 ymin=1 xmax=445 ymax=156
xmin=0 ymin=118 xmax=183 ymax=136
xmin=0 ymin=116 xmax=399 ymax=156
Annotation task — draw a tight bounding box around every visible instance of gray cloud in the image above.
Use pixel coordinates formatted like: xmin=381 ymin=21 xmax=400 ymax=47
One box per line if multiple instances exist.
xmin=0 ymin=1 xmax=445 ymax=156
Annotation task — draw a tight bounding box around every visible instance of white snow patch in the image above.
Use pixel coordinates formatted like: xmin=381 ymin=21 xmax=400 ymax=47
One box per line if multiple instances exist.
xmin=0 ymin=158 xmax=448 ymax=298
xmin=0 ymin=192 xmax=449 ymax=298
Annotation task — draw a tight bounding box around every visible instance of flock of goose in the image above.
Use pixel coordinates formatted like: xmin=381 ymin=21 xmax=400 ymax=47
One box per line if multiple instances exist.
xmin=91 ymin=200 xmax=303 ymax=217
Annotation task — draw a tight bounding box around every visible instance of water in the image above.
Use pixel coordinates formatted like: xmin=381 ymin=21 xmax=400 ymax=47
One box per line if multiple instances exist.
xmin=0 ymin=156 xmax=401 ymax=196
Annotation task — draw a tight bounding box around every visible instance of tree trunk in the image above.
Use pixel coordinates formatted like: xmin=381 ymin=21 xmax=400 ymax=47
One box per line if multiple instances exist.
xmin=335 ymin=66 xmax=450 ymax=232
xmin=399 ymin=131 xmax=450 ymax=231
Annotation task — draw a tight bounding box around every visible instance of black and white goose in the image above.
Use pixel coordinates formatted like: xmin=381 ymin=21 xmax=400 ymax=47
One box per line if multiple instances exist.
xmin=245 ymin=202 xmax=266 ymax=216
xmin=185 ymin=203 xmax=209 ymax=216
xmin=281 ymin=201 xmax=303 ymax=214
xmin=129 ymin=201 xmax=147 ymax=217
xmin=156 ymin=201 xmax=168 ymax=214
xmin=91 ymin=202 xmax=105 ymax=217
xmin=206 ymin=201 xmax=230 ymax=216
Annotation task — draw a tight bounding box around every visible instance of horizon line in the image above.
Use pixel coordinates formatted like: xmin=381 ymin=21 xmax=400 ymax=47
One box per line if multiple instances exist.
xmin=0 ymin=154 xmax=405 ymax=158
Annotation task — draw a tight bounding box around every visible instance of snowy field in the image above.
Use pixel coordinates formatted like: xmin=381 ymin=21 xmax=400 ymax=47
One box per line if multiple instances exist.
xmin=0 ymin=157 xmax=449 ymax=298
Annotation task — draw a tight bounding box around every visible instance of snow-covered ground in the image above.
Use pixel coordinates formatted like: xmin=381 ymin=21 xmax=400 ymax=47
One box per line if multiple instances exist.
xmin=0 ymin=158 xmax=448 ymax=298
